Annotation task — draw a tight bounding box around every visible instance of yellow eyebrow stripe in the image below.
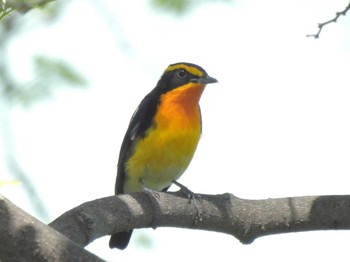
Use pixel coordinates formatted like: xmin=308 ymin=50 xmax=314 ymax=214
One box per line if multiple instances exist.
xmin=165 ymin=64 xmax=204 ymax=77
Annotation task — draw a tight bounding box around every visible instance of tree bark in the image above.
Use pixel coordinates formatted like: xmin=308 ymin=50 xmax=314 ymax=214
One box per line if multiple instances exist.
xmin=50 ymin=192 xmax=350 ymax=246
xmin=0 ymin=195 xmax=104 ymax=262
xmin=2 ymin=192 xmax=350 ymax=261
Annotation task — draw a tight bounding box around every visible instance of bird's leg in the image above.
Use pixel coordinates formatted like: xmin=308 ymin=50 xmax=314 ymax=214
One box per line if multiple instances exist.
xmin=172 ymin=180 xmax=200 ymax=203
xmin=172 ymin=180 xmax=203 ymax=226
xmin=140 ymin=179 xmax=160 ymax=199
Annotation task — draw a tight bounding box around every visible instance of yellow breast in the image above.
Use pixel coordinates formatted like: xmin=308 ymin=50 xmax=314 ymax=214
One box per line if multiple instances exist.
xmin=124 ymin=83 xmax=204 ymax=193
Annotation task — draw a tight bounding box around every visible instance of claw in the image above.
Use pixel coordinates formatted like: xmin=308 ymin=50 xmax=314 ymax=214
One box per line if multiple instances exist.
xmin=172 ymin=180 xmax=203 ymax=226
xmin=172 ymin=180 xmax=200 ymax=203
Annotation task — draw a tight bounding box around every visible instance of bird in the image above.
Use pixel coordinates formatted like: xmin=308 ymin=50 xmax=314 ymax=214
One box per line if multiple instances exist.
xmin=109 ymin=62 xmax=217 ymax=250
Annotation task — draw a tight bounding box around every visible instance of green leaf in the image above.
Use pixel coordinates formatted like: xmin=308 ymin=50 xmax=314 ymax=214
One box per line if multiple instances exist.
xmin=151 ymin=0 xmax=190 ymax=14
xmin=33 ymin=55 xmax=86 ymax=86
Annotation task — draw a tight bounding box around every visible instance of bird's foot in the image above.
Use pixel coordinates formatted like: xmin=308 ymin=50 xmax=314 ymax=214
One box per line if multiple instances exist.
xmin=172 ymin=180 xmax=201 ymax=203
xmin=172 ymin=180 xmax=203 ymax=226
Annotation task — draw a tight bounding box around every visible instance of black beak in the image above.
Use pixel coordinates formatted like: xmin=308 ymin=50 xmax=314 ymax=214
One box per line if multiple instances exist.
xmin=194 ymin=74 xmax=218 ymax=84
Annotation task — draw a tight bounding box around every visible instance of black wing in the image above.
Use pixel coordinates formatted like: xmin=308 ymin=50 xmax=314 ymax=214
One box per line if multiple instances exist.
xmin=114 ymin=89 xmax=160 ymax=194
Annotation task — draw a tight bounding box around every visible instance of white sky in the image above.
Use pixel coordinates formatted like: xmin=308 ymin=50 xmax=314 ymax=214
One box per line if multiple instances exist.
xmin=1 ymin=0 xmax=350 ymax=261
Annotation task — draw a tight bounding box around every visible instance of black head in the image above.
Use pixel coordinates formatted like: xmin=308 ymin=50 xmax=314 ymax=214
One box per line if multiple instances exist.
xmin=155 ymin=62 xmax=217 ymax=94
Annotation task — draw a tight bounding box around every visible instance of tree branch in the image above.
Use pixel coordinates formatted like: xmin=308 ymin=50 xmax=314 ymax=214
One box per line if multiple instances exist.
xmin=3 ymin=191 xmax=350 ymax=261
xmin=0 ymin=194 xmax=104 ymax=262
xmin=50 ymin=192 xmax=350 ymax=246
xmin=307 ymin=1 xmax=350 ymax=39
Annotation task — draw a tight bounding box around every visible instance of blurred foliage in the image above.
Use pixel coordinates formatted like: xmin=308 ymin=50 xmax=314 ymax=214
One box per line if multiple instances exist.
xmin=1 ymin=0 xmax=234 ymax=20
xmin=1 ymin=0 xmax=234 ymax=21
xmin=135 ymin=232 xmax=154 ymax=249
xmin=0 ymin=0 xmax=55 ymax=20
xmin=3 ymin=55 xmax=86 ymax=106
xmin=0 ymin=0 xmax=86 ymax=106
xmin=150 ymin=0 xmax=232 ymax=14
xmin=151 ymin=0 xmax=189 ymax=14
xmin=32 ymin=55 xmax=86 ymax=94
xmin=34 ymin=56 xmax=86 ymax=86
xmin=0 ymin=1 xmax=14 ymax=21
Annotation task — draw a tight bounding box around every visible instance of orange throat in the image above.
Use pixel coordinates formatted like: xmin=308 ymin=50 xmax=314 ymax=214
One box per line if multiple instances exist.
xmin=155 ymin=83 xmax=205 ymax=130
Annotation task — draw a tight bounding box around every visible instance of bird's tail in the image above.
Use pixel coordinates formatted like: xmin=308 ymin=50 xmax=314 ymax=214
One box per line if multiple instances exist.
xmin=109 ymin=230 xmax=133 ymax=250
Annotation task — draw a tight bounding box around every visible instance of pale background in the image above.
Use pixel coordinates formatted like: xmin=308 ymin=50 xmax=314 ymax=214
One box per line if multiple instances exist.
xmin=1 ymin=0 xmax=350 ymax=261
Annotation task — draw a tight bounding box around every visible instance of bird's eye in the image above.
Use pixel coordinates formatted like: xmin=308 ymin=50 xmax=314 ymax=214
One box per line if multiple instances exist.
xmin=176 ymin=69 xmax=188 ymax=79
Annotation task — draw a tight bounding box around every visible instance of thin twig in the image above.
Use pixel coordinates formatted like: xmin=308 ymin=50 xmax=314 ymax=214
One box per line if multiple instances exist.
xmin=307 ymin=1 xmax=350 ymax=39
